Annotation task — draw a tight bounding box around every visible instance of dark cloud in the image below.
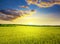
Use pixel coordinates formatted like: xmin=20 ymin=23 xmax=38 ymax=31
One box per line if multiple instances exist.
xmin=31 ymin=10 xmax=36 ymax=12
xmin=0 ymin=9 xmax=26 ymax=21
xmin=0 ymin=9 xmax=36 ymax=21
xmin=0 ymin=9 xmax=21 ymax=21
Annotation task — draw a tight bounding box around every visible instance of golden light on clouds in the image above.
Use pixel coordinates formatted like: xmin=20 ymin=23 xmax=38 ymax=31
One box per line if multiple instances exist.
xmin=19 ymin=6 xmax=29 ymax=8
xmin=26 ymin=0 xmax=60 ymax=8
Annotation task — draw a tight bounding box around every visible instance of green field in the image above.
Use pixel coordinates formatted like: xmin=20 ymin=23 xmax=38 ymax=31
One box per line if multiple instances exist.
xmin=0 ymin=25 xmax=60 ymax=44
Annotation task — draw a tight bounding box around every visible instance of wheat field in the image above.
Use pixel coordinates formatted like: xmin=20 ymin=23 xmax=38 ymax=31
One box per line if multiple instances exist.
xmin=0 ymin=25 xmax=60 ymax=44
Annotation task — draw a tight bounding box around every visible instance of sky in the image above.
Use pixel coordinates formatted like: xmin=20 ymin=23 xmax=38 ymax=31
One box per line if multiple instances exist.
xmin=0 ymin=0 xmax=60 ymax=25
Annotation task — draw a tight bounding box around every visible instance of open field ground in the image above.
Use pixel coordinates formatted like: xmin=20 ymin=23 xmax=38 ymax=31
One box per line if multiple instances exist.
xmin=0 ymin=25 xmax=60 ymax=44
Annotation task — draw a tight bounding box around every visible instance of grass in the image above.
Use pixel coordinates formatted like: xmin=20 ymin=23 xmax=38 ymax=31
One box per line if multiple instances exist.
xmin=0 ymin=25 xmax=60 ymax=44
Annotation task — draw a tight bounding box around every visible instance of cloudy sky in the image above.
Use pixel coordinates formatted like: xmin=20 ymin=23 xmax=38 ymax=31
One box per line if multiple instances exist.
xmin=0 ymin=0 xmax=60 ymax=25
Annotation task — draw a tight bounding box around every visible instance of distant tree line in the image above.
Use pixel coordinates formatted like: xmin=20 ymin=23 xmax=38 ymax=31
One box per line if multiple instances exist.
xmin=0 ymin=24 xmax=60 ymax=27
xmin=0 ymin=24 xmax=16 ymax=27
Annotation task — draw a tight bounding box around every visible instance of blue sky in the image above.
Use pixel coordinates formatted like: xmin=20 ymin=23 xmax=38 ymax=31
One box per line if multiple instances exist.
xmin=0 ymin=0 xmax=60 ymax=25
xmin=0 ymin=0 xmax=60 ymax=14
xmin=0 ymin=0 xmax=27 ymax=9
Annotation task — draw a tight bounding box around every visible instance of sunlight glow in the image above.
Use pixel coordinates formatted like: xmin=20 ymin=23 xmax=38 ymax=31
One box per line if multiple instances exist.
xmin=27 ymin=22 xmax=34 ymax=25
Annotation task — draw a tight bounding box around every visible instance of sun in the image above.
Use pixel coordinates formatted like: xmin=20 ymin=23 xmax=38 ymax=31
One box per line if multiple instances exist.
xmin=28 ymin=22 xmax=33 ymax=25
